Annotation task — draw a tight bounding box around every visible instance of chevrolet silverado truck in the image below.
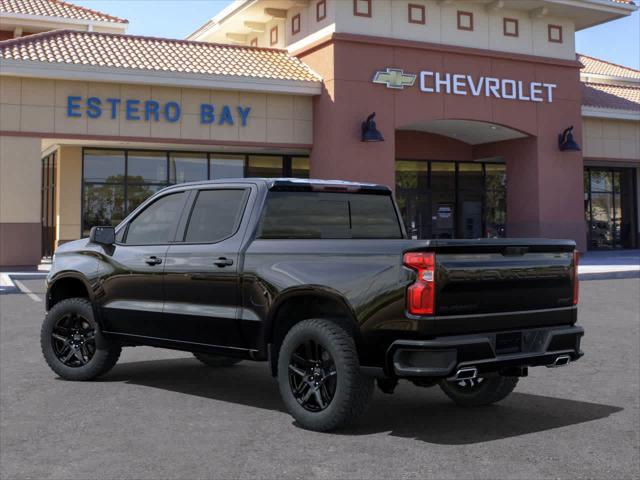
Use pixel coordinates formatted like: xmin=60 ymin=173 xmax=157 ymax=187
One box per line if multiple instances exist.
xmin=41 ymin=178 xmax=583 ymax=431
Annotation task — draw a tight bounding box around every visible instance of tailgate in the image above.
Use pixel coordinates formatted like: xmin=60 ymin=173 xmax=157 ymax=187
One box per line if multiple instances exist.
xmin=430 ymin=239 xmax=576 ymax=316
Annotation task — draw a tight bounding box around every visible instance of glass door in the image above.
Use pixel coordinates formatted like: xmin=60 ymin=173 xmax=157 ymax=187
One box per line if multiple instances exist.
xmin=585 ymin=167 xmax=638 ymax=249
xmin=41 ymin=153 xmax=57 ymax=258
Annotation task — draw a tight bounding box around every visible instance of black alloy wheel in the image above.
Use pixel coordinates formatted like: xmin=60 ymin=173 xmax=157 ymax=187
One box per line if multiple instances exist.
xmin=288 ymin=339 xmax=337 ymax=412
xmin=51 ymin=313 xmax=96 ymax=367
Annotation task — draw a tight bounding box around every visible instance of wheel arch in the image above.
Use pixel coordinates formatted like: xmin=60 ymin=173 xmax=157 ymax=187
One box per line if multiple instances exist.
xmin=47 ymin=273 xmax=94 ymax=312
xmin=265 ymin=287 xmax=362 ymax=377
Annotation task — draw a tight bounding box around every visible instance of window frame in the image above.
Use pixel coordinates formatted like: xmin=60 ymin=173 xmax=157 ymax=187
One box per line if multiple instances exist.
xmin=270 ymin=25 xmax=278 ymax=46
xmin=316 ymin=0 xmax=326 ymax=22
xmin=408 ymin=4 xmax=426 ymax=25
xmin=353 ymin=0 xmax=372 ymax=18
xmin=503 ymin=17 xmax=519 ymax=37
xmin=548 ymin=24 xmax=563 ymax=43
xmin=178 ymin=187 xmax=251 ymax=245
xmin=457 ymin=11 xmax=474 ymax=31
xmin=116 ymin=190 xmax=190 ymax=247
xmin=291 ymin=13 xmax=301 ymax=35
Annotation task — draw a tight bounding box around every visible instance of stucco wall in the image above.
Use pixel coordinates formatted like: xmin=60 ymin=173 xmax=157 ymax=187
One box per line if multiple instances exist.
xmin=56 ymin=146 xmax=82 ymax=245
xmin=0 ymin=77 xmax=314 ymax=146
xmin=582 ymin=117 xmax=640 ymax=161
xmin=0 ymin=135 xmax=42 ymax=266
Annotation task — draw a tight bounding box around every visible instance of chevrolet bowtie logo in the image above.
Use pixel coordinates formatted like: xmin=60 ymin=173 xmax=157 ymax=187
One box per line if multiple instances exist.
xmin=372 ymin=68 xmax=416 ymax=89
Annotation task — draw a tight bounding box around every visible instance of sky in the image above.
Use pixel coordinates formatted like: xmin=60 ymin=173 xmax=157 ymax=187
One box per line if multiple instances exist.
xmin=74 ymin=0 xmax=639 ymax=69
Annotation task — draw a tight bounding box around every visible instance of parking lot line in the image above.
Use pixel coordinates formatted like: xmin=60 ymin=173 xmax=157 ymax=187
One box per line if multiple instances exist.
xmin=13 ymin=279 xmax=42 ymax=302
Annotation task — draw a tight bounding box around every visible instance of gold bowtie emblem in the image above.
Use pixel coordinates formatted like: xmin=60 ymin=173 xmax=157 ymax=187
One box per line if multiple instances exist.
xmin=372 ymin=68 xmax=416 ymax=89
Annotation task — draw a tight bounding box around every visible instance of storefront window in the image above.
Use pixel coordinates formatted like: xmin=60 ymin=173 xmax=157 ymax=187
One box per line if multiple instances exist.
xmin=484 ymin=164 xmax=507 ymax=238
xmin=247 ymin=155 xmax=283 ymax=177
xmin=127 ymin=151 xmax=168 ymax=184
xmin=291 ymin=157 xmax=310 ymax=178
xmin=395 ymin=160 xmax=429 ymax=239
xmin=395 ymin=160 xmax=506 ymax=240
xmin=210 ymin=154 xmax=244 ymax=179
xmin=83 ymin=149 xmax=125 ymax=183
xmin=82 ymin=149 xmax=309 ymax=235
xmin=585 ymin=167 xmax=637 ymax=249
xmin=170 ymin=152 xmax=208 ymax=184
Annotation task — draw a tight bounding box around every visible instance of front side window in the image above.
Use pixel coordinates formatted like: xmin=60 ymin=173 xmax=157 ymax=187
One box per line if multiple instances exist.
xmin=258 ymin=191 xmax=402 ymax=239
xmin=123 ymin=192 xmax=186 ymax=245
xmin=184 ymin=189 xmax=248 ymax=243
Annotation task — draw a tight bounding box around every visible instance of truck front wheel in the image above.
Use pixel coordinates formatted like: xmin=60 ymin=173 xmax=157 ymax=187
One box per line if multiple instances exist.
xmin=277 ymin=319 xmax=374 ymax=432
xmin=439 ymin=376 xmax=518 ymax=407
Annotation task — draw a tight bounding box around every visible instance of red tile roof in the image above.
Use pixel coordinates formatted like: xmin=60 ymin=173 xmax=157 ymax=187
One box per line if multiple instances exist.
xmin=579 ymin=54 xmax=640 ymax=80
xmin=0 ymin=30 xmax=321 ymax=83
xmin=0 ymin=0 xmax=128 ymax=24
xmin=582 ymin=82 xmax=640 ymax=111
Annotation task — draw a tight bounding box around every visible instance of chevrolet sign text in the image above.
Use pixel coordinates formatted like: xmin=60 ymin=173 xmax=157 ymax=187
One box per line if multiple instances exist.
xmin=419 ymin=71 xmax=556 ymax=103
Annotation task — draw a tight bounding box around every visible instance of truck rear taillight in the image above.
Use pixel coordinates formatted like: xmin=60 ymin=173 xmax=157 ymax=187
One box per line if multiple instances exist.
xmin=403 ymin=252 xmax=435 ymax=315
xmin=573 ymin=250 xmax=579 ymax=305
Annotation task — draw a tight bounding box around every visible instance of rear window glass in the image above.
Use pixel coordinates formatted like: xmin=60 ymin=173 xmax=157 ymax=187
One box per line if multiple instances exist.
xmin=257 ymin=191 xmax=402 ymax=239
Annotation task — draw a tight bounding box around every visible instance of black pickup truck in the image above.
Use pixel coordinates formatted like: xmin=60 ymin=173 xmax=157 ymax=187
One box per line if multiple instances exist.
xmin=41 ymin=178 xmax=583 ymax=431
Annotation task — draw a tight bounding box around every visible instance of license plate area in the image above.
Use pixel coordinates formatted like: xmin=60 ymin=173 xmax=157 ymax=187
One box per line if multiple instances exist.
xmin=495 ymin=332 xmax=522 ymax=354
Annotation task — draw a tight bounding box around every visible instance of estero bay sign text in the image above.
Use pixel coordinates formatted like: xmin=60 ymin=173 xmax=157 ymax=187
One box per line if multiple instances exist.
xmin=66 ymin=96 xmax=252 ymax=126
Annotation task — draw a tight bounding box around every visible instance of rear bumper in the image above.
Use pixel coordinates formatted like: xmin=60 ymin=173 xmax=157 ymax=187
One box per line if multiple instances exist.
xmin=388 ymin=325 xmax=584 ymax=378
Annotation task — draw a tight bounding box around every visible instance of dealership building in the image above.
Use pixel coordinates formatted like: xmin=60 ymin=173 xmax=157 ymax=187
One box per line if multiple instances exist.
xmin=0 ymin=0 xmax=638 ymax=266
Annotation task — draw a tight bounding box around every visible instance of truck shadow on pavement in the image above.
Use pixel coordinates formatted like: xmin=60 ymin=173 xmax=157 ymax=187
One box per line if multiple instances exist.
xmin=102 ymin=357 xmax=622 ymax=445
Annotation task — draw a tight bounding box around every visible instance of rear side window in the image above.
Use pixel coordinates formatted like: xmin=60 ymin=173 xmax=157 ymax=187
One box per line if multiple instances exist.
xmin=257 ymin=191 xmax=402 ymax=239
xmin=124 ymin=192 xmax=186 ymax=245
xmin=184 ymin=189 xmax=248 ymax=243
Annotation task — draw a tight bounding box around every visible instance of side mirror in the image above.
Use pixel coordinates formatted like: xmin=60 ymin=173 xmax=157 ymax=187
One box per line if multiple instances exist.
xmin=89 ymin=226 xmax=115 ymax=246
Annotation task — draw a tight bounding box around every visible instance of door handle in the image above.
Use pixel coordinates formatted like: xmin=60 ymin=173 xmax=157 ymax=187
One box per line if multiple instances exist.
xmin=145 ymin=256 xmax=163 ymax=266
xmin=213 ymin=257 xmax=234 ymax=267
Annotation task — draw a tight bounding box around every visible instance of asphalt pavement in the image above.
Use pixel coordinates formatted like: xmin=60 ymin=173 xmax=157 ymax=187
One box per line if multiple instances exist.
xmin=1 ymin=276 xmax=638 ymax=479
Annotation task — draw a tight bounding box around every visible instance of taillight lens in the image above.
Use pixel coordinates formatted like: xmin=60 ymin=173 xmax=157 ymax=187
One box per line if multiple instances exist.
xmin=403 ymin=252 xmax=435 ymax=315
xmin=573 ymin=250 xmax=579 ymax=305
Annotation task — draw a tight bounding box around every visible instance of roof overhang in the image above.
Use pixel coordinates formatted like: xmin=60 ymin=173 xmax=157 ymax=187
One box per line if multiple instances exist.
xmin=0 ymin=59 xmax=323 ymax=96
xmin=0 ymin=12 xmax=128 ymax=33
xmin=582 ymin=106 xmax=640 ymax=120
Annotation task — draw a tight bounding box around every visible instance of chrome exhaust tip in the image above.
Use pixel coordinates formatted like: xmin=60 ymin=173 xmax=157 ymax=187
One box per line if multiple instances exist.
xmin=448 ymin=366 xmax=478 ymax=381
xmin=547 ymin=354 xmax=571 ymax=368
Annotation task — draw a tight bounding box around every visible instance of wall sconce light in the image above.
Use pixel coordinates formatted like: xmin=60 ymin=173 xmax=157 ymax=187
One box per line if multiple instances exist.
xmin=558 ymin=126 xmax=580 ymax=151
xmin=361 ymin=112 xmax=384 ymax=142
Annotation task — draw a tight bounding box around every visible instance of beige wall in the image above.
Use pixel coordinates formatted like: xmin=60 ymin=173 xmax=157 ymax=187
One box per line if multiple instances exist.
xmin=0 ymin=135 xmax=41 ymax=223
xmin=0 ymin=134 xmax=42 ymax=266
xmin=0 ymin=77 xmax=314 ymax=146
xmin=55 ymin=146 xmax=82 ymax=245
xmin=582 ymin=117 xmax=640 ymax=161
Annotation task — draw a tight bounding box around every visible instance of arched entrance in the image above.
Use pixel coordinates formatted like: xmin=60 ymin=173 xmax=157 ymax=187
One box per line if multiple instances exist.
xmin=394 ymin=119 xmax=531 ymax=240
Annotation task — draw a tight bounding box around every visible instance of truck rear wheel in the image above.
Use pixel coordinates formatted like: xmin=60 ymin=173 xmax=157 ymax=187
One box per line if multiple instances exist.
xmin=41 ymin=298 xmax=121 ymax=381
xmin=277 ymin=319 xmax=374 ymax=432
xmin=439 ymin=376 xmax=518 ymax=407
xmin=192 ymin=352 xmax=242 ymax=367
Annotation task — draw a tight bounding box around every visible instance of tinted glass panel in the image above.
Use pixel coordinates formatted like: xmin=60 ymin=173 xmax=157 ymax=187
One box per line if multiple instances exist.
xmin=210 ymin=154 xmax=244 ymax=179
xmin=124 ymin=192 xmax=185 ymax=245
xmin=83 ymin=150 xmax=124 ymax=183
xmin=247 ymin=155 xmax=282 ymax=177
xmin=292 ymin=157 xmax=310 ymax=178
xmin=485 ymin=164 xmax=507 ymax=238
xmin=82 ymin=184 xmax=125 ymax=236
xmin=258 ymin=192 xmax=402 ymax=239
xmin=127 ymin=151 xmax=167 ymax=184
xmin=396 ymin=160 xmax=429 ymax=239
xmin=184 ymin=189 xmax=248 ymax=243
xmin=170 ymin=153 xmax=207 ymax=183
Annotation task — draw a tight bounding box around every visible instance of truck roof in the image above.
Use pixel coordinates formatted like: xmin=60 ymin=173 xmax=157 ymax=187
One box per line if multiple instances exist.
xmin=162 ymin=178 xmax=392 ymax=193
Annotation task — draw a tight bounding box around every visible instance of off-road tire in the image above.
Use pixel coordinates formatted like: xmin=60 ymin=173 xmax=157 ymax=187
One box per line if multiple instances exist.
xmin=41 ymin=298 xmax=121 ymax=381
xmin=192 ymin=352 xmax=243 ymax=367
xmin=439 ymin=376 xmax=519 ymax=407
xmin=277 ymin=319 xmax=374 ymax=432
